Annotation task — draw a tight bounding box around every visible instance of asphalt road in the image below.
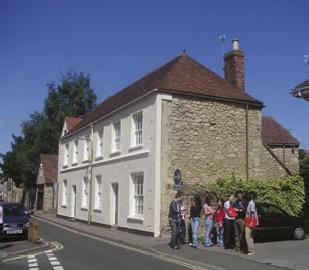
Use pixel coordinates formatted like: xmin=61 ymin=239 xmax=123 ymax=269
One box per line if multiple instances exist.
xmin=1 ymin=220 xmax=289 ymax=270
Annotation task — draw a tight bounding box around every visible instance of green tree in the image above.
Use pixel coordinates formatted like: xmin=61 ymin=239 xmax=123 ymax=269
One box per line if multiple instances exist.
xmin=0 ymin=71 xmax=97 ymax=193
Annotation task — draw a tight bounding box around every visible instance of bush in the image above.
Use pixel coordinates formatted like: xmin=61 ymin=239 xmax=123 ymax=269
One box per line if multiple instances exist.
xmin=199 ymin=175 xmax=305 ymax=217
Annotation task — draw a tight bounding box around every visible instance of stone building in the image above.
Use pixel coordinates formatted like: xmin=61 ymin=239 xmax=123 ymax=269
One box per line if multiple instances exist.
xmin=57 ymin=39 xmax=299 ymax=236
xmin=35 ymin=154 xmax=58 ymax=212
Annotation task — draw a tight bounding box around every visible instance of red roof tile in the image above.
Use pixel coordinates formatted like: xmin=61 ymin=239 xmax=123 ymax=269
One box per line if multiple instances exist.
xmin=262 ymin=116 xmax=299 ymax=146
xmin=65 ymin=117 xmax=82 ymax=132
xmin=68 ymin=53 xmax=263 ymax=135
xmin=40 ymin=154 xmax=58 ymax=184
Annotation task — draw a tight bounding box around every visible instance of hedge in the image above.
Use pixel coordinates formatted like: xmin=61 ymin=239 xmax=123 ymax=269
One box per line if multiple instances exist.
xmin=199 ymin=175 xmax=305 ymax=217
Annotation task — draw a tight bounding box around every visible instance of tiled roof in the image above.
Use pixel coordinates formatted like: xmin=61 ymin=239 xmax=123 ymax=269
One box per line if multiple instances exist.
xmin=262 ymin=116 xmax=299 ymax=146
xmin=40 ymin=154 xmax=58 ymax=184
xmin=68 ymin=53 xmax=263 ymax=135
xmin=65 ymin=117 xmax=82 ymax=132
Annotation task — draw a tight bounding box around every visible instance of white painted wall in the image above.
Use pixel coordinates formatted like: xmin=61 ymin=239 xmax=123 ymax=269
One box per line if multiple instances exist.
xmin=57 ymin=93 xmax=160 ymax=234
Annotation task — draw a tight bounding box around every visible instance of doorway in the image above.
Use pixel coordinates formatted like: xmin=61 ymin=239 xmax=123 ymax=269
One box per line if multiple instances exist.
xmin=111 ymin=183 xmax=119 ymax=226
xmin=37 ymin=191 xmax=44 ymax=210
xmin=71 ymin=185 xmax=77 ymax=218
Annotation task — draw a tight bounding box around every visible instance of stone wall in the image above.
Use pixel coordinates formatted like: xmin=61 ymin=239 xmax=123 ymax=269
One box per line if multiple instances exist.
xmin=43 ymin=184 xmax=56 ymax=212
xmin=160 ymin=95 xmax=299 ymax=234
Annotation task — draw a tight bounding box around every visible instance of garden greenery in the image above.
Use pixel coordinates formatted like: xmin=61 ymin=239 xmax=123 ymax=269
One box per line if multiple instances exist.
xmin=199 ymin=175 xmax=305 ymax=217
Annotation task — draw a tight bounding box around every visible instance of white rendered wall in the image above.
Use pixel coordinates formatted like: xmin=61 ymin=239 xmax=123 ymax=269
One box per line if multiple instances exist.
xmin=57 ymin=93 xmax=159 ymax=234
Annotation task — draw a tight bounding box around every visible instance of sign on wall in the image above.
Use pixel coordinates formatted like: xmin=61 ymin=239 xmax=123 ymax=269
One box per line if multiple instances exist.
xmin=173 ymin=168 xmax=182 ymax=191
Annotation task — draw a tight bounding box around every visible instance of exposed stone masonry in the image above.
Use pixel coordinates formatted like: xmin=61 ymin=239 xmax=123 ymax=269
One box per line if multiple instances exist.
xmin=160 ymin=96 xmax=299 ymax=234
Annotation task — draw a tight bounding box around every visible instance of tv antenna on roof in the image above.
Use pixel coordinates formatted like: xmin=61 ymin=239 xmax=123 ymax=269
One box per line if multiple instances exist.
xmin=219 ymin=34 xmax=226 ymax=71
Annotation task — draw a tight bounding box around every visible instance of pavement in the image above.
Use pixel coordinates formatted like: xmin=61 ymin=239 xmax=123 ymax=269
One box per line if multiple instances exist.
xmin=31 ymin=212 xmax=309 ymax=270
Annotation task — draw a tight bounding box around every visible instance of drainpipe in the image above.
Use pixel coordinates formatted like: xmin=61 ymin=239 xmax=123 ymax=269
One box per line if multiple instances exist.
xmin=283 ymin=145 xmax=286 ymax=164
xmin=245 ymin=104 xmax=249 ymax=181
xmin=88 ymin=124 xmax=94 ymax=225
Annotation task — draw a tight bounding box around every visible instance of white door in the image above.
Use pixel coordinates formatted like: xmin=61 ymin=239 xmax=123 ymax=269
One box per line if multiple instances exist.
xmin=111 ymin=183 xmax=119 ymax=225
xmin=71 ymin=185 xmax=76 ymax=218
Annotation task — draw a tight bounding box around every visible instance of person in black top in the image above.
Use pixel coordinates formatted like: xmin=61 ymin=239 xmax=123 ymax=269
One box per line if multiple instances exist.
xmin=233 ymin=191 xmax=246 ymax=252
xmin=168 ymin=191 xmax=182 ymax=249
xmin=190 ymin=196 xmax=202 ymax=248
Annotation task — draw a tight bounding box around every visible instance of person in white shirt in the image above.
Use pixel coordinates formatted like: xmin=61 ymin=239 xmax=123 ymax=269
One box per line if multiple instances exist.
xmin=245 ymin=192 xmax=258 ymax=255
xmin=224 ymin=194 xmax=236 ymax=249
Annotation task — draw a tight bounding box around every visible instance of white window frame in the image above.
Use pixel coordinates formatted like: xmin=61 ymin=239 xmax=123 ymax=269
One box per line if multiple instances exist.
xmin=112 ymin=121 xmax=121 ymax=153
xmin=62 ymin=180 xmax=67 ymax=206
xmin=132 ymin=111 xmax=143 ymax=147
xmin=72 ymin=139 xmax=78 ymax=165
xmin=81 ymin=177 xmax=89 ymax=209
xmin=94 ymin=175 xmax=103 ymax=210
xmin=63 ymin=143 xmax=69 ymax=167
xmin=131 ymin=173 xmax=144 ymax=217
xmin=96 ymin=129 xmax=104 ymax=158
xmin=83 ymin=138 xmax=90 ymax=162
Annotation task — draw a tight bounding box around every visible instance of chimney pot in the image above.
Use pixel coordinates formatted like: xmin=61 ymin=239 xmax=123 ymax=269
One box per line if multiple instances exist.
xmin=232 ymin=38 xmax=240 ymax=51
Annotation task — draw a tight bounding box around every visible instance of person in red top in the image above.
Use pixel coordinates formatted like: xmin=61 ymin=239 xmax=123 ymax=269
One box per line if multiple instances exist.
xmin=214 ymin=198 xmax=225 ymax=246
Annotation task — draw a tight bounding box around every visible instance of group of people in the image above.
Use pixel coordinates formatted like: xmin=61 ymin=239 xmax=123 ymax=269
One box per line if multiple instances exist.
xmin=168 ymin=190 xmax=258 ymax=255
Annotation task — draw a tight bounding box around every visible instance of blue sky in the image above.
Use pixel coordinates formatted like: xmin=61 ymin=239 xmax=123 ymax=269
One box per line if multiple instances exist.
xmin=0 ymin=0 xmax=308 ymax=154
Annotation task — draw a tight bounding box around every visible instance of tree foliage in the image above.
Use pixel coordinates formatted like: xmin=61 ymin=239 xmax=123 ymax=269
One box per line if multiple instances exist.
xmin=199 ymin=175 xmax=305 ymax=217
xmin=0 ymin=71 xmax=97 ymax=189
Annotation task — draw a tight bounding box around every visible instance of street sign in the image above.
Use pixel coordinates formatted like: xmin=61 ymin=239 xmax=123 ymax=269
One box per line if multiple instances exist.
xmin=173 ymin=168 xmax=182 ymax=190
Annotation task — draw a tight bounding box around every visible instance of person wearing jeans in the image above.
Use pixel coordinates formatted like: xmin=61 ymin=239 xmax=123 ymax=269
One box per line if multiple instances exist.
xmin=203 ymin=196 xmax=214 ymax=247
xmin=214 ymin=198 xmax=224 ymax=246
xmin=190 ymin=196 xmax=202 ymax=248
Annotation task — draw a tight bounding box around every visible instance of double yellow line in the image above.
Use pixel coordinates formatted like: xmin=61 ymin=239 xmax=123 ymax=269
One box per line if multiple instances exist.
xmin=1 ymin=241 xmax=64 ymax=263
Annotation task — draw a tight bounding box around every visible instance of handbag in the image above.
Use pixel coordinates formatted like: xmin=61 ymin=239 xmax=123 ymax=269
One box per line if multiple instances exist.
xmin=226 ymin=207 xmax=237 ymax=218
xmin=245 ymin=216 xmax=258 ymax=228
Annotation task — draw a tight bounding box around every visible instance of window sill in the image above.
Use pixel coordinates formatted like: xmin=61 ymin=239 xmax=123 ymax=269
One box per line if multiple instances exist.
xmin=81 ymin=207 xmax=88 ymax=211
xmin=110 ymin=151 xmax=121 ymax=157
xmin=93 ymin=208 xmax=102 ymax=213
xmin=72 ymin=162 xmax=78 ymax=166
xmin=95 ymin=155 xmax=104 ymax=161
xmin=61 ymin=205 xmax=67 ymax=208
xmin=62 ymin=164 xmax=68 ymax=169
xmin=129 ymin=145 xmax=143 ymax=152
xmin=82 ymin=159 xmax=89 ymax=164
xmin=127 ymin=215 xmax=144 ymax=221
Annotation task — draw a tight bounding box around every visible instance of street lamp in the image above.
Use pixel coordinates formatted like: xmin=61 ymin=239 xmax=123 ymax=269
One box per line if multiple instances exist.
xmin=290 ymin=79 xmax=309 ymax=101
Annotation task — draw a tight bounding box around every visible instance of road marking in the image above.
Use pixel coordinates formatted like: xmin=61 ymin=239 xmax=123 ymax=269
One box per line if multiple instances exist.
xmin=53 ymin=266 xmax=64 ymax=270
xmin=28 ymin=258 xmax=37 ymax=263
xmin=35 ymin=217 xmax=215 ymax=270
xmin=48 ymin=257 xmax=58 ymax=261
xmin=44 ymin=250 xmax=52 ymax=253
xmin=29 ymin=262 xmax=38 ymax=267
xmin=1 ymin=241 xmax=64 ymax=263
xmin=28 ymin=255 xmax=36 ymax=259
xmin=50 ymin=261 xmax=61 ymax=266
xmin=29 ymin=268 xmax=39 ymax=270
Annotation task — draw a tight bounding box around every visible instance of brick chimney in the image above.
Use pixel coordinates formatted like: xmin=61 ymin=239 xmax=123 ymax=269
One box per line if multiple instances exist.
xmin=224 ymin=39 xmax=245 ymax=90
